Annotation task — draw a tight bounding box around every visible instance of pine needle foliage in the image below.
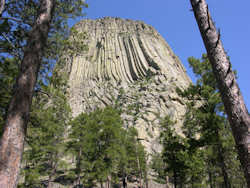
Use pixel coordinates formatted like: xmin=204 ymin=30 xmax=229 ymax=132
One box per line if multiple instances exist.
xmin=67 ymin=106 xmax=147 ymax=187
xmin=0 ymin=57 xmax=19 ymax=137
xmin=19 ymin=74 xmax=71 ymax=187
xmin=177 ymin=54 xmax=246 ymax=187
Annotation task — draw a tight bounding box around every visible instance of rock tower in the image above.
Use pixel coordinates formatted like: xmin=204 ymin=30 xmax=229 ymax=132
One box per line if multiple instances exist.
xmin=63 ymin=17 xmax=191 ymax=155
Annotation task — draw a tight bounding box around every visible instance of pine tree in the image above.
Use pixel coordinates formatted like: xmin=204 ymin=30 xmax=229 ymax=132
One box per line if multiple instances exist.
xmin=0 ymin=1 xmax=88 ymax=186
xmin=67 ymin=107 xmax=125 ymax=187
xmin=0 ymin=57 xmax=19 ymax=136
xmin=19 ymin=73 xmax=71 ymax=188
xmin=67 ymin=107 xmax=148 ymax=188
xmin=118 ymin=126 xmax=147 ymax=188
xmin=153 ymin=54 xmax=245 ymax=187
xmin=189 ymin=0 xmax=250 ymax=184
xmin=177 ymin=54 xmax=246 ymax=187
xmin=157 ymin=116 xmax=190 ymax=188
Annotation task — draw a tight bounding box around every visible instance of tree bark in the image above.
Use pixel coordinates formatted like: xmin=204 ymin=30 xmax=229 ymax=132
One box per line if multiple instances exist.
xmin=189 ymin=0 xmax=250 ymax=186
xmin=106 ymin=176 xmax=110 ymax=188
xmin=145 ymin=169 xmax=148 ymax=188
xmin=218 ymin=149 xmax=230 ymax=188
xmin=0 ymin=0 xmax=5 ymax=16
xmin=217 ymin=138 xmax=230 ymax=188
xmin=76 ymin=148 xmax=82 ymax=186
xmin=165 ymin=176 xmax=169 ymax=188
xmin=173 ymin=170 xmax=177 ymax=188
xmin=0 ymin=0 xmax=55 ymax=187
xmin=100 ymin=181 xmax=104 ymax=188
xmin=122 ymin=174 xmax=127 ymax=188
xmin=208 ymin=170 xmax=213 ymax=188
xmin=135 ymin=140 xmax=143 ymax=188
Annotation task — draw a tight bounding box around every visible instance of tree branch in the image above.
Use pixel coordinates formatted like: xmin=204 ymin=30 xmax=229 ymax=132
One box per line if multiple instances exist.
xmin=0 ymin=17 xmax=22 ymax=22
xmin=1 ymin=33 xmax=22 ymax=61
xmin=34 ymin=89 xmax=51 ymax=98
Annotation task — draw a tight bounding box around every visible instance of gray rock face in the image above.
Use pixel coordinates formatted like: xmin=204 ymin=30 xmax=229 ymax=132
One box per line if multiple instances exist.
xmin=63 ymin=17 xmax=191 ymax=187
xmin=65 ymin=17 xmax=191 ymax=150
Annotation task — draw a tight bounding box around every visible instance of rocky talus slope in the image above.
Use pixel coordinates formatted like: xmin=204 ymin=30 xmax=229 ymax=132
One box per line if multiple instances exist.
xmin=62 ymin=17 xmax=191 ymax=187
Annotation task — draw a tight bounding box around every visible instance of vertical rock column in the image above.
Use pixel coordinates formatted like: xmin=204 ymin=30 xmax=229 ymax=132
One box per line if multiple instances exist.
xmin=65 ymin=17 xmax=191 ymax=155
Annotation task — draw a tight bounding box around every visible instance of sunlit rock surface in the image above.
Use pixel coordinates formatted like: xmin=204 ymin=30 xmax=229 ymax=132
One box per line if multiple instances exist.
xmin=62 ymin=17 xmax=191 ymax=188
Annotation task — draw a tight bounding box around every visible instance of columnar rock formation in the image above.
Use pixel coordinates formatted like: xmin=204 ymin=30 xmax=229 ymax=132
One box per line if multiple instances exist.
xmin=63 ymin=17 xmax=191 ymax=155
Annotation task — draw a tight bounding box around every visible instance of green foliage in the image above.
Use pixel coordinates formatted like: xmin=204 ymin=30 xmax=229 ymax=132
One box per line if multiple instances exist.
xmin=65 ymin=27 xmax=89 ymax=56
xmin=151 ymin=152 xmax=166 ymax=184
xmin=0 ymin=0 xmax=89 ymax=139
xmin=152 ymin=54 xmax=245 ymax=187
xmin=177 ymin=54 xmax=246 ymax=187
xmin=0 ymin=0 xmax=88 ymax=82
xmin=151 ymin=115 xmax=206 ymax=187
xmin=119 ymin=127 xmax=147 ymax=184
xmin=19 ymin=74 xmax=71 ymax=187
xmin=67 ymin=107 xmax=147 ymax=186
xmin=0 ymin=57 xmax=19 ymax=137
xmin=68 ymin=106 xmax=124 ymax=185
xmin=159 ymin=116 xmax=188 ymax=182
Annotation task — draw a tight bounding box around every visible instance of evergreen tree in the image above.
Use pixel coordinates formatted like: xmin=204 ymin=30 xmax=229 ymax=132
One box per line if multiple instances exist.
xmin=67 ymin=107 xmax=148 ymax=188
xmin=19 ymin=73 xmax=71 ymax=188
xmin=117 ymin=126 xmax=148 ymax=188
xmin=177 ymin=54 xmax=246 ymax=187
xmin=151 ymin=116 xmax=208 ymax=188
xmin=0 ymin=57 xmax=18 ymax=136
xmin=151 ymin=152 xmax=168 ymax=185
xmin=156 ymin=115 xmax=206 ymax=188
xmin=0 ymin=1 xmax=88 ymax=186
xmin=189 ymin=0 xmax=250 ymax=185
xmin=152 ymin=54 xmax=245 ymax=187
xmin=67 ymin=107 xmax=125 ymax=187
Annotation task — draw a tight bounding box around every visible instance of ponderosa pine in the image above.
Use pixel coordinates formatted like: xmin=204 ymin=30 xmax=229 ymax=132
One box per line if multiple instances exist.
xmin=178 ymin=54 xmax=245 ymax=187
xmin=189 ymin=0 xmax=250 ymax=185
xmin=0 ymin=1 xmax=55 ymax=187
xmin=0 ymin=0 xmax=87 ymax=187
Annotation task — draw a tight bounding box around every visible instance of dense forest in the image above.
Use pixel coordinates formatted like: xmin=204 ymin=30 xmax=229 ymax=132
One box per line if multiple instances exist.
xmin=0 ymin=0 xmax=249 ymax=188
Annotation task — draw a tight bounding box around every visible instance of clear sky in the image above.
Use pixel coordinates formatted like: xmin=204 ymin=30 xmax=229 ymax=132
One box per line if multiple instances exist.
xmin=77 ymin=0 xmax=250 ymax=110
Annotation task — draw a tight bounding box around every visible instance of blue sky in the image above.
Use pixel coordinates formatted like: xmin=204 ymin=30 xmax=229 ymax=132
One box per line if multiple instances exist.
xmin=78 ymin=0 xmax=250 ymax=110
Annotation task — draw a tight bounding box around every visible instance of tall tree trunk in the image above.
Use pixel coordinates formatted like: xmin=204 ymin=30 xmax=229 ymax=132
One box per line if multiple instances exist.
xmin=217 ymin=139 xmax=230 ymax=188
xmin=76 ymin=148 xmax=82 ymax=186
xmin=47 ymin=176 xmax=53 ymax=188
xmin=189 ymin=0 xmax=250 ymax=185
xmin=173 ymin=170 xmax=177 ymax=188
xmin=165 ymin=176 xmax=170 ymax=188
xmin=122 ymin=174 xmax=127 ymax=188
xmin=214 ymin=128 xmax=231 ymax=188
xmin=0 ymin=0 xmax=55 ymax=187
xmin=106 ymin=176 xmax=110 ymax=188
xmin=208 ymin=170 xmax=213 ymax=188
xmin=145 ymin=169 xmax=148 ymax=188
xmin=218 ymin=153 xmax=230 ymax=188
xmin=0 ymin=0 xmax=5 ymax=16
xmin=135 ymin=140 xmax=143 ymax=188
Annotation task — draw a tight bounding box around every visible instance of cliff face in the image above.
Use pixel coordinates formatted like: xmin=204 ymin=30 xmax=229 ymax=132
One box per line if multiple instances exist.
xmin=64 ymin=17 xmax=191 ymax=155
